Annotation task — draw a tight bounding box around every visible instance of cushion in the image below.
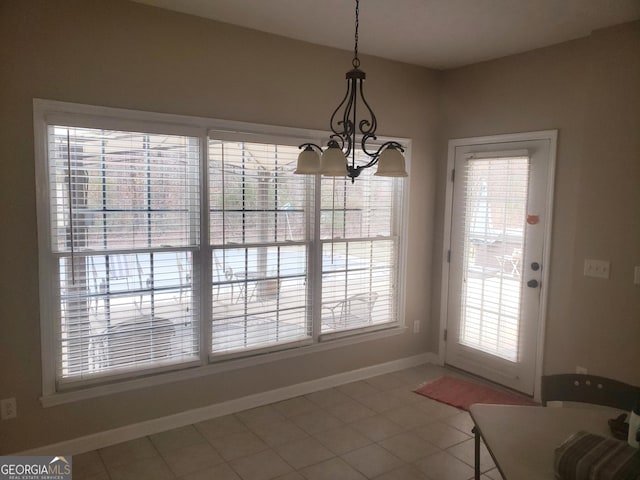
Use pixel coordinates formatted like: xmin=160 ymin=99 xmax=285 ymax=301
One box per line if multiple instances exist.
xmin=554 ymin=431 xmax=640 ymax=480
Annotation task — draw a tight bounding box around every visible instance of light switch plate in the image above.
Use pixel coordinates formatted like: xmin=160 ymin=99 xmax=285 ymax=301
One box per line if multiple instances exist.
xmin=584 ymin=259 xmax=610 ymax=279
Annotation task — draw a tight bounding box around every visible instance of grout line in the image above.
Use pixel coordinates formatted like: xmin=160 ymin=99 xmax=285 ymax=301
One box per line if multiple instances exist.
xmin=145 ymin=434 xmax=177 ymax=478
xmin=94 ymin=449 xmax=113 ymax=480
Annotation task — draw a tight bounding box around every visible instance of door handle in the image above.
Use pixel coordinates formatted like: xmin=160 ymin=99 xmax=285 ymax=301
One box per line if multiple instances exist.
xmin=527 ymin=279 xmax=539 ymax=288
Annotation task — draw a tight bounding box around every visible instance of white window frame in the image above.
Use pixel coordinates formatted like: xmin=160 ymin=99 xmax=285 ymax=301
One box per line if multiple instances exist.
xmin=34 ymin=99 xmax=410 ymax=406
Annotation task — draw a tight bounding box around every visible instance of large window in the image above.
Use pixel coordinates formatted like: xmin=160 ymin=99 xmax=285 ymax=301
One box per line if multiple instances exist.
xmin=35 ymin=101 xmax=408 ymax=399
xmin=208 ymin=139 xmax=311 ymax=356
xmin=44 ymin=126 xmax=200 ymax=387
xmin=320 ymin=152 xmax=401 ymax=334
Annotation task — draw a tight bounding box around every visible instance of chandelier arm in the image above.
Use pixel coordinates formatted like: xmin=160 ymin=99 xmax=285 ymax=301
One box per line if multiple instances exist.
xmin=355 ymin=75 xmax=386 ymax=161
xmin=360 ymin=134 xmax=381 ymax=162
xmin=340 ymin=76 xmax=358 ymax=160
xmin=356 ymin=78 xmax=377 ymax=138
xmin=358 ymin=141 xmax=406 ymax=169
xmin=329 ymin=80 xmax=354 ymax=152
xmin=297 ymin=142 xmax=324 ymax=153
xmin=348 ymin=76 xmax=357 ymax=169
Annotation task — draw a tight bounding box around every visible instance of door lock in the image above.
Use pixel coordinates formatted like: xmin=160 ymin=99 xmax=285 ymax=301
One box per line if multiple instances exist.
xmin=531 ymin=262 xmax=540 ymax=271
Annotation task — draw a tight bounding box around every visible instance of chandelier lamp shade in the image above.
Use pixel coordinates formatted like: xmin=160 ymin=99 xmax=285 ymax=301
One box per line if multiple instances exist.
xmin=294 ymin=0 xmax=408 ymax=182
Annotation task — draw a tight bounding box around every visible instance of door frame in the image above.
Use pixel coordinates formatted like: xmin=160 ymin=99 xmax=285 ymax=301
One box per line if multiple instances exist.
xmin=438 ymin=130 xmax=557 ymax=401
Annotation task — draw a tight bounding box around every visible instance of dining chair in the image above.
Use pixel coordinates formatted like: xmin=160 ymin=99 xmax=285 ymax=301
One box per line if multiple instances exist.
xmin=541 ymin=373 xmax=639 ymax=411
xmin=542 ymin=375 xmax=640 ymax=479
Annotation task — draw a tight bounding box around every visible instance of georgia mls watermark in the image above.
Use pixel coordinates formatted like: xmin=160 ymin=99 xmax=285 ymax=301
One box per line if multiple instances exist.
xmin=0 ymin=456 xmax=72 ymax=480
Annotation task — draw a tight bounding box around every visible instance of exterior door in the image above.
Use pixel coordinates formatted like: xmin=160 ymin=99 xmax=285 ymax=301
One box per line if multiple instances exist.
xmin=443 ymin=132 xmax=556 ymax=395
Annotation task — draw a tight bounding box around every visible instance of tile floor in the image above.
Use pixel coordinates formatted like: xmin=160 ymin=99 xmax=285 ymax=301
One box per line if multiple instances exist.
xmin=73 ymin=364 xmax=505 ymax=480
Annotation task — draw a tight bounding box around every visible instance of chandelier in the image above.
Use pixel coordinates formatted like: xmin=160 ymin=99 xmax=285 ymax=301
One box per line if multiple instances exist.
xmin=294 ymin=0 xmax=408 ymax=182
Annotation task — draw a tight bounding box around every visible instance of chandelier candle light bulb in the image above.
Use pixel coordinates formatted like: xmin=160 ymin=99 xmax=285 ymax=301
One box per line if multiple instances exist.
xmin=294 ymin=0 xmax=408 ymax=182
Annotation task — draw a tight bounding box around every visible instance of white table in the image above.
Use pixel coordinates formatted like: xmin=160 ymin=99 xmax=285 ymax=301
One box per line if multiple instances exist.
xmin=469 ymin=404 xmax=617 ymax=480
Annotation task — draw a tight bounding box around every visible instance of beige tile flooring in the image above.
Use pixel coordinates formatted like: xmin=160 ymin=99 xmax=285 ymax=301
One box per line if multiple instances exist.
xmin=73 ymin=364 xmax=506 ymax=480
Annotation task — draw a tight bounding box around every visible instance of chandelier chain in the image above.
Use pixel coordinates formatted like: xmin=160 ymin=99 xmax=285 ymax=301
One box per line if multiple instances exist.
xmin=353 ymin=0 xmax=360 ymax=69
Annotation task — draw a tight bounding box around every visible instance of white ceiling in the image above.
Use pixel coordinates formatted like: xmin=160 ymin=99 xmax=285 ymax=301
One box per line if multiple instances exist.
xmin=131 ymin=0 xmax=640 ymax=69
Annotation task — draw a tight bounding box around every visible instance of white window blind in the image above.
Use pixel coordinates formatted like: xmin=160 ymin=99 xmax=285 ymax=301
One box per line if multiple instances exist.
xmin=47 ymin=126 xmax=200 ymax=384
xmin=208 ymin=140 xmax=311 ymax=355
xmin=320 ymin=155 xmax=401 ymax=333
xmin=36 ymin=101 xmax=408 ymax=398
xmin=458 ymin=154 xmax=529 ymax=361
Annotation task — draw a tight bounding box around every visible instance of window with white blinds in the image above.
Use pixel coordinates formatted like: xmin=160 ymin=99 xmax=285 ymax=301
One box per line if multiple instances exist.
xmin=36 ymin=102 xmax=408 ymax=396
xmin=46 ymin=126 xmax=200 ymax=385
xmin=208 ymin=140 xmax=311 ymax=355
xmin=458 ymin=154 xmax=529 ymax=361
xmin=320 ymin=154 xmax=402 ymax=333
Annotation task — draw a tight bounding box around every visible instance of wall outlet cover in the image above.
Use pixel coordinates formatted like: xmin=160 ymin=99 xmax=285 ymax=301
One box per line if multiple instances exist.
xmin=1 ymin=398 xmax=17 ymax=420
xmin=583 ymin=259 xmax=610 ymax=279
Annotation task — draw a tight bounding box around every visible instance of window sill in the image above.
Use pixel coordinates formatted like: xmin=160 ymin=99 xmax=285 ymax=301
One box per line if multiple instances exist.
xmin=40 ymin=324 xmax=407 ymax=407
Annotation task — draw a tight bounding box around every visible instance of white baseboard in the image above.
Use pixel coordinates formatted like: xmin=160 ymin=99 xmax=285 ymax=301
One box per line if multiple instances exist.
xmin=18 ymin=352 xmax=437 ymax=456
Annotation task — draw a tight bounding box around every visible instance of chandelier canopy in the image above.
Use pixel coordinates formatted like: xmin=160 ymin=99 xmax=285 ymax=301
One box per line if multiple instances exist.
xmin=294 ymin=0 xmax=408 ymax=182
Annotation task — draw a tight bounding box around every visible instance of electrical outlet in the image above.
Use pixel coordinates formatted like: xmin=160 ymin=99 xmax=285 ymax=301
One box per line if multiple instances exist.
xmin=413 ymin=320 xmax=420 ymax=333
xmin=576 ymin=366 xmax=587 ymax=375
xmin=583 ymin=259 xmax=610 ymax=279
xmin=1 ymin=398 xmax=17 ymax=420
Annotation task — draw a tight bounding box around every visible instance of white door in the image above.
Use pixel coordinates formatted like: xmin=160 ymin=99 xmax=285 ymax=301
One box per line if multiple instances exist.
xmin=443 ymin=131 xmax=556 ymax=395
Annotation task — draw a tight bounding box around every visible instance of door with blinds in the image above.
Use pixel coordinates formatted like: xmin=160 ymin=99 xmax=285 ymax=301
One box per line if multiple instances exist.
xmin=444 ymin=132 xmax=556 ymax=395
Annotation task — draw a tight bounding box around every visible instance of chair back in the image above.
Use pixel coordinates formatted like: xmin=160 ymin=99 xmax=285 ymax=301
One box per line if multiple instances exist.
xmin=541 ymin=374 xmax=639 ymax=411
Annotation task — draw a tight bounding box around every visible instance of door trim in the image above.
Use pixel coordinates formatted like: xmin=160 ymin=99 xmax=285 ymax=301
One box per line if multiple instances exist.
xmin=438 ymin=130 xmax=557 ymax=401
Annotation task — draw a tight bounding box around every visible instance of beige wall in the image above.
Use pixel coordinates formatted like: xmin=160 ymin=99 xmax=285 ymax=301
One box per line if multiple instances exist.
xmin=0 ymin=0 xmax=438 ymax=453
xmin=435 ymin=22 xmax=640 ymax=383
